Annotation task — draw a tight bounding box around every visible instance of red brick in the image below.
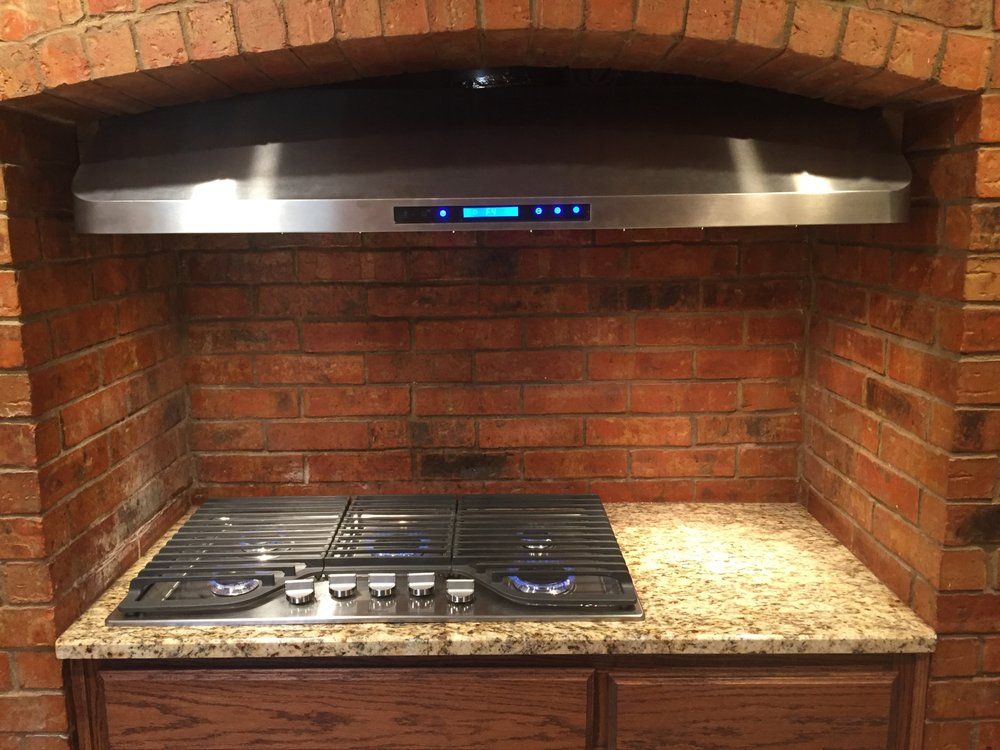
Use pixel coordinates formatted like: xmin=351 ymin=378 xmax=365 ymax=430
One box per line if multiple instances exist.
xmin=60 ymin=382 xmax=129 ymax=446
xmin=584 ymin=0 xmax=632 ymax=32
xmin=523 ymin=383 xmax=627 ymax=414
xmin=695 ymin=477 xmax=798 ymax=502
xmin=697 ymin=414 xmax=801 ymax=444
xmin=887 ymin=343 xmax=954 ymax=401
xmin=183 ymin=286 xmax=254 ymax=319
xmin=937 ymin=593 xmax=1000 ymax=633
xmin=631 ymin=382 xmax=738 ymax=413
xmin=190 ymin=421 xmax=265 ymax=451
xmin=0 ymin=694 xmax=66 ymax=732
xmin=864 ymin=378 xmax=926 ymax=436
xmin=256 ymin=355 xmax=364 ymax=385
xmin=303 ymin=386 xmax=409 ymax=416
xmin=588 ymin=351 xmax=693 ymax=380
xmin=368 ymin=352 xmax=471 ymax=383
xmin=524 ymin=449 xmax=627 ymax=478
xmin=134 ymin=11 xmax=188 ymax=68
xmin=409 ymin=419 xmax=474 ymax=448
xmin=83 ymin=22 xmax=137 ymax=77
xmin=14 ymin=650 xmax=62 ymax=689
xmin=414 ymin=385 xmax=519 ymax=415
xmin=185 ymin=355 xmax=253 ymax=385
xmin=928 ymin=678 xmax=1000 ymax=720
xmin=309 ymin=451 xmax=412 ymax=481
xmin=189 ymin=388 xmax=298 ymax=418
xmin=632 ymin=447 xmax=736 ymax=477
xmin=0 ymin=423 xmax=39 ymax=467
xmin=266 ymin=421 xmax=370 ymax=451
xmin=30 ymin=352 xmax=101 ymax=414
xmin=697 ymin=348 xmax=801 ymax=379
xmin=198 ymin=454 xmax=304 ymax=483
xmin=741 ymin=382 xmax=799 ymax=411
xmin=738 ymin=445 xmax=797 ymax=477
xmin=477 ymin=351 xmax=583 ymax=382
xmin=480 ymin=418 xmax=583 ymax=447
xmin=184 ymin=1 xmax=240 ymax=59
xmin=855 ymin=452 xmax=921 ymax=522
xmin=636 ymin=315 xmax=742 ymax=346
xmin=414 ymin=319 xmax=520 ymax=350
xmin=36 ymin=29 xmax=90 ymax=87
xmin=939 ymin=548 xmax=989 ymax=591
xmin=587 ymin=416 xmax=692 ymax=446
xmin=524 ymin=316 xmax=631 ymax=347
xmin=233 ymin=0 xmax=286 ymax=52
xmin=0 ymin=607 xmax=56 ymax=648
xmin=303 ymin=322 xmax=408 ymax=352
xmin=50 ymin=303 xmax=118 ymax=356
xmin=938 ymin=33 xmax=993 ymax=91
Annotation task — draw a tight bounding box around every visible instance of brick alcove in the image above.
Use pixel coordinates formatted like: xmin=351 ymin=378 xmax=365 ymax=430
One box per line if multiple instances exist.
xmin=1 ymin=2 xmax=1000 ymax=749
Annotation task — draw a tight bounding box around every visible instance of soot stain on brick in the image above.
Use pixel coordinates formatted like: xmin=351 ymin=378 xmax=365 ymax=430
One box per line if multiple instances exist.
xmin=592 ymin=283 xmax=696 ymax=312
xmin=956 ymin=411 xmax=987 ymax=451
xmin=956 ymin=505 xmax=1000 ymax=545
xmin=865 ymin=380 xmax=911 ymax=423
xmin=419 ymin=452 xmax=509 ymax=479
xmin=471 ymin=249 xmax=516 ymax=279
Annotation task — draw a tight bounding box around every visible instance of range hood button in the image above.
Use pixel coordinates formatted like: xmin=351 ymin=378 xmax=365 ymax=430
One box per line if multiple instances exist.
xmin=368 ymin=572 xmax=396 ymax=598
xmin=446 ymin=578 xmax=475 ymax=605
xmin=328 ymin=573 xmax=358 ymax=600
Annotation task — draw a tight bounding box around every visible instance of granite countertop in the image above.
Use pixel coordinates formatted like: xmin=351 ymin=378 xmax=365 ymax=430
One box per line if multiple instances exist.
xmin=56 ymin=503 xmax=935 ymax=660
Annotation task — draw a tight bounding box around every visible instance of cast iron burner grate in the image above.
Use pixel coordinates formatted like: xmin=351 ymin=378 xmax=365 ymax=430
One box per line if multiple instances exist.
xmin=326 ymin=495 xmax=455 ymax=566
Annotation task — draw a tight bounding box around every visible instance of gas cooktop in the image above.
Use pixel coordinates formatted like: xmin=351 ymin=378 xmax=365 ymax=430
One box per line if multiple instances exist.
xmin=108 ymin=494 xmax=643 ymax=626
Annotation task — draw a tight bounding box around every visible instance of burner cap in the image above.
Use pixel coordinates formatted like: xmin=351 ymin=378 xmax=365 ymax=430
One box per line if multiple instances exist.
xmin=505 ymin=573 xmax=576 ymax=595
xmin=208 ymin=578 xmax=261 ymax=597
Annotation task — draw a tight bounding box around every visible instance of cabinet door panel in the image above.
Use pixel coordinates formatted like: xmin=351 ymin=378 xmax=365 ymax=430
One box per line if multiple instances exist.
xmin=608 ymin=668 xmax=898 ymax=750
xmin=100 ymin=668 xmax=593 ymax=750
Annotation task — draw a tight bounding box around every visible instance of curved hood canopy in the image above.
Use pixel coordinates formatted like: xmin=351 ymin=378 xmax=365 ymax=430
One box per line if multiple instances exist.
xmin=73 ymin=80 xmax=911 ymax=234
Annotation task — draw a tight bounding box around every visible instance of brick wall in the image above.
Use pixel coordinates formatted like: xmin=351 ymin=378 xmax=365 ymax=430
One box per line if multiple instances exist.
xmin=181 ymin=229 xmax=807 ymax=502
xmin=802 ymin=99 xmax=1000 ymax=750
xmin=0 ymin=109 xmax=193 ymax=750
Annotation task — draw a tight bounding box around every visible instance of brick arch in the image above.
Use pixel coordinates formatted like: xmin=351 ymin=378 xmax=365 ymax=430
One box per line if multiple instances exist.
xmin=0 ymin=0 xmax=995 ymax=120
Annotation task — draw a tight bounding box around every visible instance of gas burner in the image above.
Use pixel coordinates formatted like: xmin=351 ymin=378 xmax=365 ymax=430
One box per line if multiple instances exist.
xmin=505 ymin=573 xmax=577 ymax=595
xmin=208 ymin=578 xmax=261 ymax=597
xmin=521 ymin=535 xmax=553 ymax=550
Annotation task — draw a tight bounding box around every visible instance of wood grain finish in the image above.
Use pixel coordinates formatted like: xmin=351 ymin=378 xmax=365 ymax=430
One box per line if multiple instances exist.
xmin=606 ymin=668 xmax=900 ymax=750
xmin=99 ymin=668 xmax=593 ymax=750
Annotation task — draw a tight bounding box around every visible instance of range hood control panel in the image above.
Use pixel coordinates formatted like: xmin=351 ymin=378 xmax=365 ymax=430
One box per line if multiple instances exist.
xmin=394 ymin=203 xmax=591 ymax=225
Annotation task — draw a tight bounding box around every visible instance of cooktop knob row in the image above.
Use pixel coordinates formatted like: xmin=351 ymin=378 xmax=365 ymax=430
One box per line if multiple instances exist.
xmin=286 ymin=573 xmax=476 ymax=605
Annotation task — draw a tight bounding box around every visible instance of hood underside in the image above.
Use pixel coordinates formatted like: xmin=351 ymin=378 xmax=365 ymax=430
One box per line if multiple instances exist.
xmin=73 ymin=81 xmax=911 ymax=234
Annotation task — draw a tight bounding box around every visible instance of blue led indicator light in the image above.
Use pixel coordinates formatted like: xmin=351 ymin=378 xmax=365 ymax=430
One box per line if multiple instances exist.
xmin=572 ymin=205 xmax=581 ymax=215
xmin=554 ymin=206 xmax=563 ymax=215
xmin=438 ymin=209 xmax=448 ymax=218
xmin=534 ymin=206 xmax=543 ymax=216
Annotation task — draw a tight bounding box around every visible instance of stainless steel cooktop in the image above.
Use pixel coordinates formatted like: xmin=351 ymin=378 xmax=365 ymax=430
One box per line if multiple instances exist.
xmin=108 ymin=494 xmax=643 ymax=626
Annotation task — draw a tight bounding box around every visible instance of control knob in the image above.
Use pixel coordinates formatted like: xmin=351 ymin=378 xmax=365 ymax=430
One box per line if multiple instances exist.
xmin=446 ymin=578 xmax=475 ymax=605
xmin=407 ymin=572 xmax=435 ymax=598
xmin=327 ymin=573 xmax=358 ymax=600
xmin=368 ymin=572 xmax=396 ymax=598
xmin=284 ymin=578 xmax=316 ymax=605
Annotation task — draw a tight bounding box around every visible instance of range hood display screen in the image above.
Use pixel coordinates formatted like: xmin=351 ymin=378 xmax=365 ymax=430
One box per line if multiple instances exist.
xmin=394 ymin=203 xmax=591 ymax=225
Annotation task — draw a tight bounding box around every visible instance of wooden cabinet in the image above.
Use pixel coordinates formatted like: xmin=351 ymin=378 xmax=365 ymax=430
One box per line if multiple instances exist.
xmin=97 ymin=668 xmax=592 ymax=750
xmin=606 ymin=668 xmax=899 ymax=750
xmin=68 ymin=655 xmax=928 ymax=750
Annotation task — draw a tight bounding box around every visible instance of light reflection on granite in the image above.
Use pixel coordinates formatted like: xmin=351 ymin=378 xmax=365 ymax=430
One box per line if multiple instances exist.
xmin=55 ymin=503 xmax=935 ymax=660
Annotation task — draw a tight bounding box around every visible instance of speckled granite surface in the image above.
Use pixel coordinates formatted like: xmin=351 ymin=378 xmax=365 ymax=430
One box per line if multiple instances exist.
xmin=56 ymin=503 xmax=935 ymax=660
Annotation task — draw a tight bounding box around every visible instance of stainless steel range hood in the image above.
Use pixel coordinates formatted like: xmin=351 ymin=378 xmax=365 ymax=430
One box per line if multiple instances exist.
xmin=73 ymin=81 xmax=911 ymax=234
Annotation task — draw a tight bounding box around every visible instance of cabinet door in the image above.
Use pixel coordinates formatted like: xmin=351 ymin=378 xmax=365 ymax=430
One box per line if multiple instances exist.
xmin=100 ymin=668 xmax=593 ymax=750
xmin=607 ymin=668 xmax=899 ymax=750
